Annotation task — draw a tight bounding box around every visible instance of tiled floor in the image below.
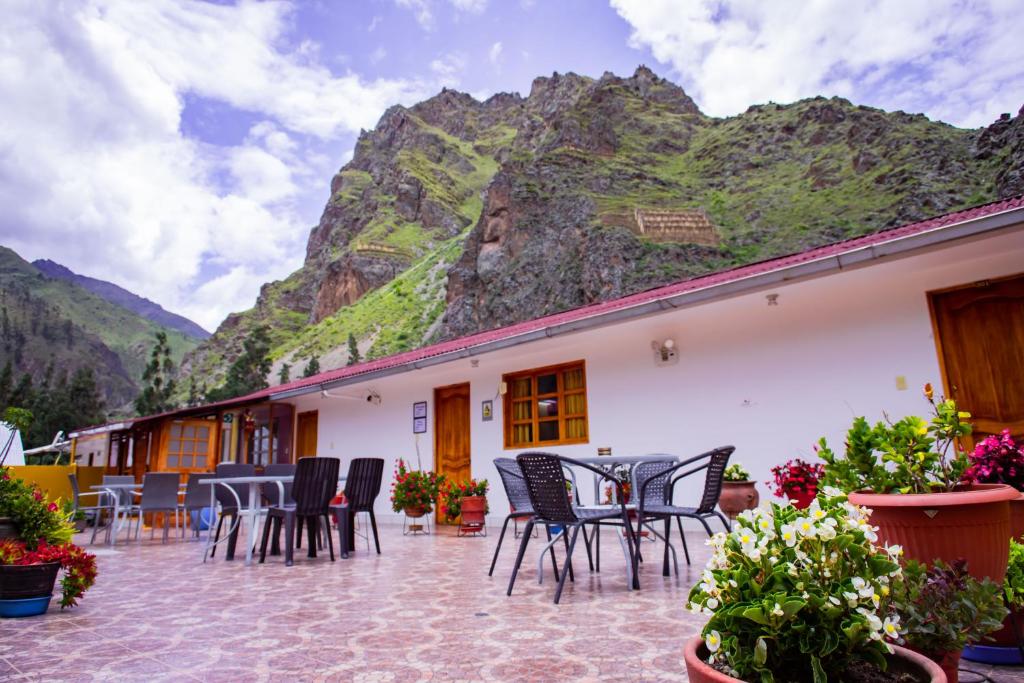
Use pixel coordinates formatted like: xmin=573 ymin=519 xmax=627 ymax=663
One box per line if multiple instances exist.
xmin=2 ymin=520 xmax=1023 ymax=682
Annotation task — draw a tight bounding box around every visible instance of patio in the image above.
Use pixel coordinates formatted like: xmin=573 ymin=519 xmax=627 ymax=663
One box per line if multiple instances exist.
xmin=2 ymin=522 xmax=1021 ymax=682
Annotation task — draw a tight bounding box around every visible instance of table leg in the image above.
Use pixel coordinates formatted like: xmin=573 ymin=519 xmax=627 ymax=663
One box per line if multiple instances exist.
xmin=245 ymin=483 xmax=259 ymax=566
xmin=109 ymin=492 xmax=121 ymax=546
xmin=202 ymin=483 xmax=217 ymax=563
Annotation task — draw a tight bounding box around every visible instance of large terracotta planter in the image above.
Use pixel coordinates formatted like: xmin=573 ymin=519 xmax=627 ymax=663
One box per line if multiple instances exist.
xmin=458 ymin=495 xmax=487 ymax=536
xmin=718 ymin=482 xmax=759 ymax=519
xmin=683 ymin=636 xmax=945 ymax=682
xmin=1010 ymin=491 xmax=1024 ymax=540
xmin=403 ymin=505 xmax=430 ymax=518
xmin=848 ymin=484 xmax=1018 ymax=581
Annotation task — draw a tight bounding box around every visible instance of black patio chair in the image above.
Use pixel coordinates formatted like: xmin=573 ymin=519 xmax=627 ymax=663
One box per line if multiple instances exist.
xmin=68 ymin=473 xmax=114 ymax=545
xmin=333 ymin=458 xmax=384 ymax=555
xmin=634 ymin=446 xmax=734 ymax=572
xmin=262 ymin=463 xmax=296 ymax=507
xmin=210 ymin=463 xmax=255 ymax=559
xmin=508 ymin=452 xmax=639 ymax=604
xmin=259 ymin=456 xmax=340 ymax=566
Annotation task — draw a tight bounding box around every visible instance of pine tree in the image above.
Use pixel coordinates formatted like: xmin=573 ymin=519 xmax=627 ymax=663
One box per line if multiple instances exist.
xmin=134 ymin=331 xmax=177 ymax=416
xmin=0 ymin=360 xmax=12 ymax=411
xmin=207 ymin=326 xmax=272 ymax=401
xmin=186 ymin=377 xmax=201 ymax=407
xmin=278 ymin=363 xmax=291 ymax=385
xmin=346 ymin=333 xmax=361 ymax=366
xmin=302 ymin=356 xmax=320 ymax=378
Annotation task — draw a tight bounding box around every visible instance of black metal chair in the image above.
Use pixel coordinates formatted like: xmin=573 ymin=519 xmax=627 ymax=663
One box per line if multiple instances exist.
xmin=634 ymin=446 xmax=734 ymax=572
xmin=330 ymin=458 xmax=384 ymax=555
xmin=508 ymin=452 xmax=639 ymax=604
xmin=489 ymin=457 xmax=558 ymax=578
xmin=68 ymin=473 xmax=114 ymax=545
xmin=134 ymin=472 xmax=182 ymax=543
xmin=210 ymin=463 xmax=255 ymax=559
xmin=259 ymin=456 xmax=341 ymax=566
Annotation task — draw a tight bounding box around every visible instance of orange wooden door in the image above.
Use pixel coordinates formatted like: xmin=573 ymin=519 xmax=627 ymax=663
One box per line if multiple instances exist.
xmin=435 ymin=383 xmax=471 ymax=522
xmin=296 ymin=411 xmax=318 ymax=459
xmin=930 ymin=273 xmax=1024 ymax=448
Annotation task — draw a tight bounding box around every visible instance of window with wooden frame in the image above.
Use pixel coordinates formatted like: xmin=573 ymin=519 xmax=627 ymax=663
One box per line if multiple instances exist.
xmin=503 ymin=360 xmax=589 ymax=448
xmin=163 ymin=420 xmax=213 ymax=471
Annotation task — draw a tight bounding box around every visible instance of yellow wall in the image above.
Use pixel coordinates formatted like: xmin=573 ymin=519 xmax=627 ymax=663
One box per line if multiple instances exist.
xmin=6 ymin=465 xmax=105 ymax=503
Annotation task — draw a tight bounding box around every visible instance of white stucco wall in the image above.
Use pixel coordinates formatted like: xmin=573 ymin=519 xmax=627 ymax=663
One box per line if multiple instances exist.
xmin=285 ymin=226 xmax=1024 ymax=526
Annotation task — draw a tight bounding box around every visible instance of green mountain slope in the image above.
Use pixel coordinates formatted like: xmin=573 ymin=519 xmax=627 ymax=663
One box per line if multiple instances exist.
xmin=181 ymin=67 xmax=1024 ymax=396
xmin=0 ymin=246 xmax=200 ymax=408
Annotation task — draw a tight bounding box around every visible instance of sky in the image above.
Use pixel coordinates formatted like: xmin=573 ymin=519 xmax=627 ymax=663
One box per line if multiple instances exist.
xmin=1 ymin=0 xmax=1021 ymax=332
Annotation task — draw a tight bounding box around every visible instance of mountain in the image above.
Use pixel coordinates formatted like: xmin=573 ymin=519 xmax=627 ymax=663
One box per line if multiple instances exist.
xmin=32 ymin=259 xmax=210 ymax=339
xmin=181 ymin=66 xmax=1024 ymax=394
xmin=0 ymin=247 xmax=201 ymax=408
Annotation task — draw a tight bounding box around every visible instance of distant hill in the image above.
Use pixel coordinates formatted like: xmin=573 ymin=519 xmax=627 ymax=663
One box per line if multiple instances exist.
xmin=0 ymin=247 xmax=201 ymax=409
xmin=32 ymin=259 xmax=209 ymax=339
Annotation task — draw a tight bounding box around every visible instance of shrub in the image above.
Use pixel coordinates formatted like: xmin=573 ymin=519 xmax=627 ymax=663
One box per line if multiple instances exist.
xmin=389 ymin=459 xmax=444 ymax=513
xmin=1006 ymin=539 xmax=1024 ymax=609
xmin=687 ymin=491 xmax=903 ymax=681
xmin=766 ymin=459 xmax=823 ymax=499
xmin=440 ymin=478 xmax=489 ymax=522
xmin=818 ymin=384 xmax=972 ymax=494
xmin=965 ymin=429 xmax=1024 ymax=491
xmin=0 ymin=466 xmax=75 ymax=548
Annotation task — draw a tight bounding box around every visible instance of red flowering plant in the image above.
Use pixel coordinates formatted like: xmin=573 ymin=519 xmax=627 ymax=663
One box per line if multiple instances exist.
xmin=0 ymin=539 xmax=97 ymax=608
xmin=0 ymin=466 xmax=98 ymax=608
xmin=389 ymin=459 xmax=444 ymax=514
xmin=767 ymin=458 xmax=825 ymax=500
xmin=440 ymin=478 xmax=489 ymax=522
xmin=963 ymin=429 xmax=1024 ymax=491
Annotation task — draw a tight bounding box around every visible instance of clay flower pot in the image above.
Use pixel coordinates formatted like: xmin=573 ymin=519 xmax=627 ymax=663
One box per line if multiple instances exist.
xmin=848 ymin=483 xmax=1018 ymax=581
xmin=683 ymin=636 xmax=946 ymax=682
xmin=403 ymin=505 xmax=430 ymax=518
xmin=718 ymin=481 xmax=759 ymax=519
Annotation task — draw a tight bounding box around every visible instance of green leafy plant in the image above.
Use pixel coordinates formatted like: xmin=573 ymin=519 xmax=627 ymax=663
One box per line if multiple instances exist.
xmin=818 ymin=384 xmax=973 ymax=494
xmin=890 ymin=558 xmax=1006 ymax=658
xmin=723 ymin=463 xmax=751 ymax=482
xmin=389 ymin=459 xmax=444 ymax=513
xmin=687 ymin=491 xmax=903 ymax=681
xmin=1006 ymin=540 xmax=1024 ymax=609
xmin=440 ymin=478 xmax=489 ymax=522
xmin=0 ymin=466 xmax=75 ymax=547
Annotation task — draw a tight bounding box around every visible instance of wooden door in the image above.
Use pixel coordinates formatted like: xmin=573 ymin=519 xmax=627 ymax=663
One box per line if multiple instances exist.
xmin=930 ymin=273 xmax=1024 ymax=448
xmin=435 ymin=383 xmax=471 ymax=522
xmin=296 ymin=411 xmax=318 ymax=459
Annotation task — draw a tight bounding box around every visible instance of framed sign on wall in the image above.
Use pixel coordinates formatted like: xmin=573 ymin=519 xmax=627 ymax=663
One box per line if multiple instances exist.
xmin=413 ymin=401 xmax=428 ymax=433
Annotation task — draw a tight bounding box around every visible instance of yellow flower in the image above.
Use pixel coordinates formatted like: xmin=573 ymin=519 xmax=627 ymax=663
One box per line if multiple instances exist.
xmin=923 ymin=383 xmax=933 ymax=399
xmin=958 ymin=411 xmax=971 ymax=419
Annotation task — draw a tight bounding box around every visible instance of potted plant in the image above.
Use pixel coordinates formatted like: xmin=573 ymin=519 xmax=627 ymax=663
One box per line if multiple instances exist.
xmin=964 ymin=539 xmax=1024 ymax=663
xmin=440 ymin=478 xmax=489 ymax=527
xmin=718 ymin=463 xmax=759 ymax=520
xmin=390 ymin=459 xmax=444 ymax=518
xmin=684 ymin=491 xmax=944 ymax=682
xmin=767 ymin=458 xmax=823 ymax=509
xmin=818 ymin=385 xmax=1018 ymax=581
xmin=964 ymin=429 xmax=1024 ymax=539
xmin=891 ymin=559 xmax=1007 ymax=682
xmin=0 ymin=467 xmax=97 ymax=617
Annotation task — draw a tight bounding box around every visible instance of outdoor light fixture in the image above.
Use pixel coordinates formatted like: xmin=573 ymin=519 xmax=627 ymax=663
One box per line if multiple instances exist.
xmin=766 ymin=293 xmax=779 ymax=306
xmin=651 ymin=338 xmax=679 ymax=366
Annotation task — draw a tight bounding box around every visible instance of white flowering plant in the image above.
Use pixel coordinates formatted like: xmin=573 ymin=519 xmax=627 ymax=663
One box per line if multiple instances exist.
xmin=687 ymin=490 xmax=903 ymax=682
xmin=723 ymin=463 xmax=751 ymax=482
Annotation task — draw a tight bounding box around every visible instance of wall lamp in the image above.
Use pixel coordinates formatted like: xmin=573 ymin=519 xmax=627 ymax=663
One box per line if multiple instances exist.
xmin=651 ymin=338 xmax=679 ymax=366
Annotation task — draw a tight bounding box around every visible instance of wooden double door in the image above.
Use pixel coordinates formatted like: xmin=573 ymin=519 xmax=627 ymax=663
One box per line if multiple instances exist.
xmin=930 ymin=273 xmax=1024 ymax=448
xmin=434 ymin=383 xmax=471 ymax=523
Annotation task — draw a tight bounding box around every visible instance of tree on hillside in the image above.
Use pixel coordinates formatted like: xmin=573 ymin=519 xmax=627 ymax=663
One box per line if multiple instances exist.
xmin=302 ymin=356 xmax=320 ymax=378
xmin=346 ymin=333 xmax=361 ymax=366
xmin=207 ymin=326 xmax=272 ymax=401
xmin=20 ymin=365 xmax=105 ymax=450
xmin=0 ymin=360 xmax=12 ymax=408
xmin=278 ymin=363 xmax=291 ymax=385
xmin=186 ymin=377 xmax=201 ymax=407
xmin=134 ymin=331 xmax=176 ymax=416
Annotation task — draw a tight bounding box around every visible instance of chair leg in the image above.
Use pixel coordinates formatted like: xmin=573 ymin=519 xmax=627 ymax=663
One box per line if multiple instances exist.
xmin=259 ymin=513 xmax=273 ymax=563
xmin=663 ymin=518 xmax=672 ymax=576
xmin=595 ymin=523 xmax=601 ymax=573
xmin=581 ymin=525 xmax=594 ymax=572
xmin=296 ymin=517 xmax=303 ymax=548
xmin=714 ymin=511 xmax=731 ymax=532
xmin=543 ymin=525 xmax=560 ymax=581
xmin=270 ymin=518 xmax=281 ymax=555
xmin=696 ymin=515 xmax=715 ymax=537
xmin=162 ymin=512 xmax=170 ymax=544
xmin=284 ymin=513 xmax=296 ymax=566
xmin=368 ymin=510 xmax=381 ymax=554
xmin=621 ymin=509 xmax=640 ymax=590
xmin=507 ymin=520 xmax=534 ymax=597
xmin=562 ymin=528 xmax=575 ymax=582
xmin=554 ymin=526 xmax=581 ymax=605
xmin=306 ymin=516 xmax=318 ymax=558
xmin=212 ymin=514 xmax=224 ymax=558
xmin=337 ymin=510 xmax=350 ymax=559
xmin=324 ymin=514 xmax=335 ymax=562
xmin=489 ymin=515 xmax=513 ymax=576
xmin=676 ymin=517 xmax=691 ymax=565
xmin=226 ymin=513 xmax=241 ymax=560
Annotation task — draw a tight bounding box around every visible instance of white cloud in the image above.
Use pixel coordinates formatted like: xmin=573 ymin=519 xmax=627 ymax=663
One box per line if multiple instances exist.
xmin=488 ymin=41 xmax=503 ymax=66
xmin=367 ymin=15 xmax=382 ymax=32
xmin=610 ymin=0 xmax=1024 ymax=127
xmin=396 ymin=0 xmax=489 ymax=31
xmin=370 ymin=46 xmax=388 ymax=64
xmin=430 ymin=52 xmax=467 ymax=86
xmin=0 ymin=0 xmax=434 ymax=331
xmin=450 ymin=0 xmax=488 ymax=13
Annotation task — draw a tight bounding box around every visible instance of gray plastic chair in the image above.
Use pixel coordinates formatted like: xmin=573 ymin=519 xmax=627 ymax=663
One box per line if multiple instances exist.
xmin=135 ymin=472 xmax=182 ymax=543
xmin=68 ymin=473 xmax=114 ymax=545
xmin=102 ymin=475 xmax=140 ymax=540
xmin=179 ymin=473 xmax=210 ymax=539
